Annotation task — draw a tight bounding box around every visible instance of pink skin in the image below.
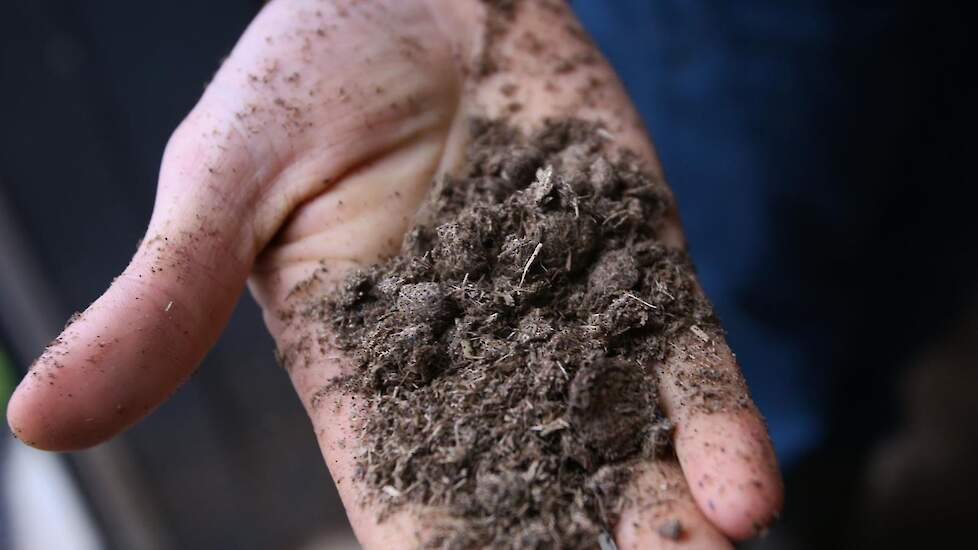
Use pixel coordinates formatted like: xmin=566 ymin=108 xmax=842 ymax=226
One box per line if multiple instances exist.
xmin=6 ymin=1 xmax=781 ymax=547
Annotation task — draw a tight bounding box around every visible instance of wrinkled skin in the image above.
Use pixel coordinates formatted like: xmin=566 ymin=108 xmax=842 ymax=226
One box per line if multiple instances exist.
xmin=7 ymin=1 xmax=782 ymax=548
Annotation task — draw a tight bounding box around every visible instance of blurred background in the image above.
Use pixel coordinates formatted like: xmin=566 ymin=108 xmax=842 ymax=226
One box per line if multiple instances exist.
xmin=0 ymin=1 xmax=975 ymax=549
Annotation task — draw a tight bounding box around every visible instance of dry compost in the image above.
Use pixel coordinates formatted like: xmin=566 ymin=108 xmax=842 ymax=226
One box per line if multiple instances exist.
xmin=318 ymin=118 xmax=718 ymax=548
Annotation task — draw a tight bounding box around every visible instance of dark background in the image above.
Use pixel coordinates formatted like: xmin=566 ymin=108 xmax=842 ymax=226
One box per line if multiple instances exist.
xmin=1 ymin=1 xmax=976 ymax=549
xmin=0 ymin=1 xmax=346 ymax=549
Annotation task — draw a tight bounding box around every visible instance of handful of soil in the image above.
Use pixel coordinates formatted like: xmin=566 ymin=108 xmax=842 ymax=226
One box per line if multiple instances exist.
xmin=317 ymin=118 xmax=716 ymax=548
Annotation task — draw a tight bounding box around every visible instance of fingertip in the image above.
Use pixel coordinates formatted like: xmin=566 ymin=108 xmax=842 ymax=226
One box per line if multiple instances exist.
xmin=657 ymin=333 xmax=784 ymax=539
xmin=615 ymin=461 xmax=734 ymax=550
xmin=5 ymin=321 xmax=153 ymax=452
xmin=6 ymin=380 xmax=42 ymax=449
xmin=676 ymin=412 xmax=783 ymax=540
xmin=6 ymin=260 xmax=241 ymax=452
xmin=6 ymin=372 xmax=107 ymax=451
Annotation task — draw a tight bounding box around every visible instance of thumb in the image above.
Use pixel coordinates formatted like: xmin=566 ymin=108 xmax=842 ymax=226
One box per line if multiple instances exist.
xmin=6 ymin=0 xmax=463 ymax=452
xmin=6 ymin=114 xmax=261 ymax=451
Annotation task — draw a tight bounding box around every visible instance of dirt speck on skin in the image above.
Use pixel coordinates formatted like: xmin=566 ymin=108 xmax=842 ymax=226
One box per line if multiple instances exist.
xmin=476 ymin=0 xmax=520 ymax=77
xmin=297 ymin=117 xmax=728 ymax=549
xmin=657 ymin=518 xmax=683 ymax=541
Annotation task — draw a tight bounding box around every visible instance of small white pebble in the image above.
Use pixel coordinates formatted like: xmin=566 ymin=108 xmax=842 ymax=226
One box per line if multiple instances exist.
xmin=597 ymin=531 xmax=618 ymax=550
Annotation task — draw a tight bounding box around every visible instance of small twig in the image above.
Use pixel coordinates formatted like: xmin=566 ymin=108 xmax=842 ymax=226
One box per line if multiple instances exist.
xmin=530 ymin=418 xmax=569 ymax=436
xmin=601 ymin=209 xmax=628 ymax=226
xmin=519 ymin=242 xmax=544 ymax=289
xmin=556 ymin=360 xmax=568 ymax=378
xmin=452 ymin=272 xmax=471 ymax=295
xmin=623 ymin=292 xmax=658 ymax=309
xmin=597 ymin=531 xmax=618 ymax=550
xmin=690 ymin=325 xmax=711 ymax=342
xmin=494 ymin=352 xmax=514 ymax=365
xmin=655 ymin=280 xmax=675 ymax=300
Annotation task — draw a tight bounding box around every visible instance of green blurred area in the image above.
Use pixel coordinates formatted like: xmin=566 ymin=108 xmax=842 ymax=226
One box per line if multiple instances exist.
xmin=1 ymin=345 xmax=13 ymax=417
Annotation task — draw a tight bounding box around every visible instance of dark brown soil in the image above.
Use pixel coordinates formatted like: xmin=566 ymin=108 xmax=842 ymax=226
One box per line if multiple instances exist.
xmin=320 ymin=118 xmax=718 ymax=548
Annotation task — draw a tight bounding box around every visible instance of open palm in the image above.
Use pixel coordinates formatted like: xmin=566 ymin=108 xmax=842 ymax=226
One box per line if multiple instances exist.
xmin=8 ymin=1 xmax=781 ymax=547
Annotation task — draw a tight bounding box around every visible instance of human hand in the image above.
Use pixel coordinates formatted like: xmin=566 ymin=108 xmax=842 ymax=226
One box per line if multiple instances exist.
xmin=7 ymin=1 xmax=781 ymax=547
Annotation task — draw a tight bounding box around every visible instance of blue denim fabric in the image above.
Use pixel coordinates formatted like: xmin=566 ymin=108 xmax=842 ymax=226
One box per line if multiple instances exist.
xmin=572 ymin=1 xmax=851 ymax=466
xmin=575 ymin=0 xmax=977 ymax=470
